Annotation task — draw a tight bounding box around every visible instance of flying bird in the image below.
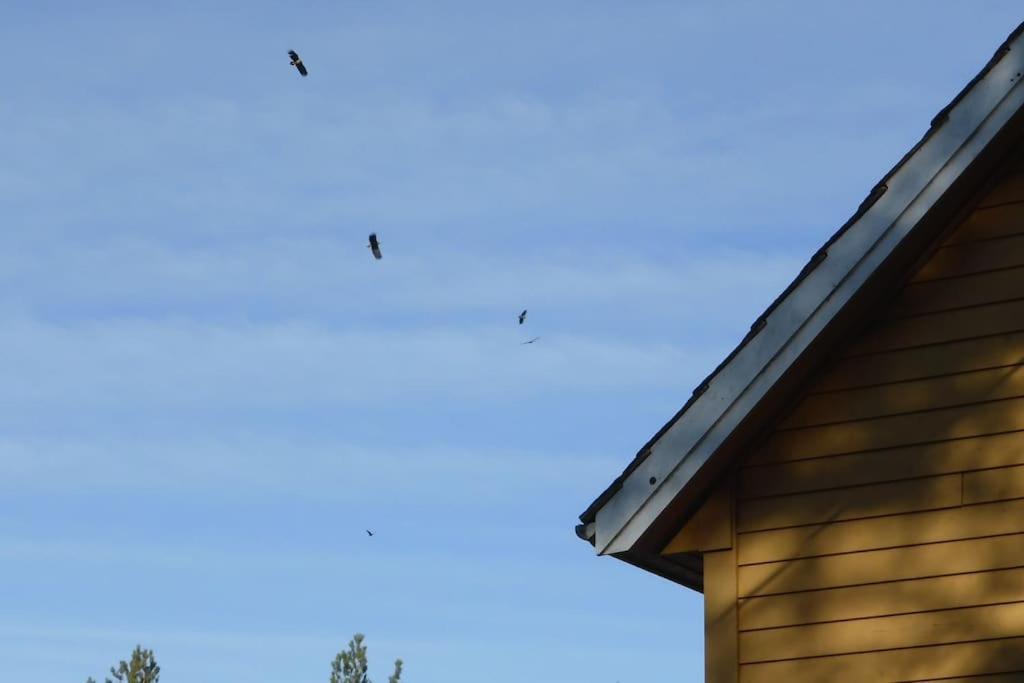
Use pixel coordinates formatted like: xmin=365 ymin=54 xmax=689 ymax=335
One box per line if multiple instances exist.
xmin=366 ymin=529 xmax=374 ymax=537
xmin=521 ymin=337 xmax=540 ymax=345
xmin=288 ymin=50 xmax=308 ymax=77
xmin=367 ymin=233 xmax=382 ymax=260
xmin=518 ymin=309 xmax=527 ymax=325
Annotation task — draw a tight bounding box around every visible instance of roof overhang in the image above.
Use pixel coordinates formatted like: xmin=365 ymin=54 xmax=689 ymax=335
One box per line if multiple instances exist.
xmin=578 ymin=23 xmax=1024 ymax=580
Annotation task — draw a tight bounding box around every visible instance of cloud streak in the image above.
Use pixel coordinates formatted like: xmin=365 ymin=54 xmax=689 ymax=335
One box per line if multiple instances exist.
xmin=0 ymin=433 xmax=618 ymax=502
xmin=0 ymin=234 xmax=802 ymax=325
xmin=0 ymin=318 xmax=717 ymax=408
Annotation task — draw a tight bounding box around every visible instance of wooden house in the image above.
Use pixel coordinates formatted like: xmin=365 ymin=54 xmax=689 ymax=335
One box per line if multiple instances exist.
xmin=576 ymin=22 xmax=1024 ymax=683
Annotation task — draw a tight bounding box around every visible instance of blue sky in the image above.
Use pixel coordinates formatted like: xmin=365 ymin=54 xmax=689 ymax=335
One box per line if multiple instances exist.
xmin=1 ymin=2 xmax=1022 ymax=681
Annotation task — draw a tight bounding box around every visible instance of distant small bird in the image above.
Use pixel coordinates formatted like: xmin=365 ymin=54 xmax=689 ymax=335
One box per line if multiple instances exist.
xmin=518 ymin=309 xmax=527 ymax=325
xmin=288 ymin=50 xmax=308 ymax=77
xmin=367 ymin=233 xmax=382 ymax=260
xmin=366 ymin=529 xmax=374 ymax=537
xmin=521 ymin=337 xmax=540 ymax=345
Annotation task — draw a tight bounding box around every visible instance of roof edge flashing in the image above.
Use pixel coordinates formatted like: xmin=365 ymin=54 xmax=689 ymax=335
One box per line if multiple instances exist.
xmin=588 ymin=30 xmax=1024 ymax=557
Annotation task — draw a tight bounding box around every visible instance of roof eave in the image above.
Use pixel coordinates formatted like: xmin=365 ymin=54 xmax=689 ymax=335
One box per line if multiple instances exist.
xmin=585 ymin=25 xmax=1024 ymax=558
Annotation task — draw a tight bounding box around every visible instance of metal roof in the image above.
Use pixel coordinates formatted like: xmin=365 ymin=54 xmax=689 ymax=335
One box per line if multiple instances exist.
xmin=578 ymin=21 xmax=1024 ymax=565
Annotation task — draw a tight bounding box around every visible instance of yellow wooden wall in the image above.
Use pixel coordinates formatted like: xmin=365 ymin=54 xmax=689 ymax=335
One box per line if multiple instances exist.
xmin=672 ymin=154 xmax=1024 ymax=682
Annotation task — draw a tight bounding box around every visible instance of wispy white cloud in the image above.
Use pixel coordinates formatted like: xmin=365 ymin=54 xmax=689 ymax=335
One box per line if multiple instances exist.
xmin=0 ymin=56 xmax=935 ymax=242
xmin=0 ymin=318 xmax=718 ymax=407
xmin=0 ymin=239 xmax=801 ymax=417
xmin=6 ymin=4 xmax=1023 ymax=683
xmin=0 ymin=235 xmax=802 ymax=326
xmin=0 ymin=433 xmax=617 ymax=502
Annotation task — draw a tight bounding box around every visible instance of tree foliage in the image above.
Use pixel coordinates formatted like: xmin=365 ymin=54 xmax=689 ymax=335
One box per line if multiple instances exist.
xmin=330 ymin=633 xmax=402 ymax=683
xmin=85 ymin=635 xmax=404 ymax=682
xmin=86 ymin=645 xmax=160 ymax=683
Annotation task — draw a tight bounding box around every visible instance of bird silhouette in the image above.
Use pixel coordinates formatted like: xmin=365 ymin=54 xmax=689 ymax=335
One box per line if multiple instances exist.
xmin=518 ymin=309 xmax=527 ymax=325
xmin=366 ymin=529 xmax=374 ymax=537
xmin=367 ymin=233 xmax=382 ymax=260
xmin=288 ymin=50 xmax=308 ymax=77
xmin=521 ymin=337 xmax=540 ymax=345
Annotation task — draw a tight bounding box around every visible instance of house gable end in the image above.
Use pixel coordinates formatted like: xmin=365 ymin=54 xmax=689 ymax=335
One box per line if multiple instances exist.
xmin=582 ymin=22 xmax=1024 ymax=570
xmin=679 ymin=155 xmax=1024 ymax=681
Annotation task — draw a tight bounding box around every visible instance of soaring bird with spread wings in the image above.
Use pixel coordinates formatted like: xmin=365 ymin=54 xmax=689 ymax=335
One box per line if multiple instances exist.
xmin=288 ymin=50 xmax=308 ymax=77
xmin=367 ymin=233 xmax=382 ymax=260
xmin=518 ymin=309 xmax=527 ymax=325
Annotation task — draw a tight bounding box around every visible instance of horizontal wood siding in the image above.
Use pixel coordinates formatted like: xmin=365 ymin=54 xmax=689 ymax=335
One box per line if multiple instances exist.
xmin=738 ymin=498 xmax=1024 ymax=565
xmin=755 ymin=396 xmax=1024 ymax=464
xmin=779 ymin=364 xmax=1024 ymax=429
xmin=740 ymin=637 xmax=1024 ymax=683
xmin=974 ymin=167 xmax=1024 ymax=206
xmin=738 ymin=431 xmax=1024 ymax=498
xmin=843 ymin=298 xmax=1024 ymax=356
xmin=912 ymin=233 xmax=1024 ymax=282
xmin=740 ymin=601 xmax=1024 ymax=663
xmin=738 ymin=533 xmax=1024 ymax=597
xmin=891 ymin=264 xmax=1024 ymax=317
xmin=739 ymin=566 xmax=1024 ymax=630
xmin=964 ymin=464 xmax=1024 ymax=504
xmin=811 ymin=331 xmax=1024 ymax=393
xmin=908 ymin=675 xmax=1024 ymax=683
xmin=735 ymin=160 xmax=1024 ymax=682
xmin=941 ymin=201 xmax=1024 ymax=245
xmin=735 ymin=474 xmax=961 ymax=532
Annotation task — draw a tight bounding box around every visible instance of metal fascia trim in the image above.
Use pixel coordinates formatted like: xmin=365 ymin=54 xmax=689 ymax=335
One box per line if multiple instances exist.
xmin=593 ymin=42 xmax=1024 ymax=556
